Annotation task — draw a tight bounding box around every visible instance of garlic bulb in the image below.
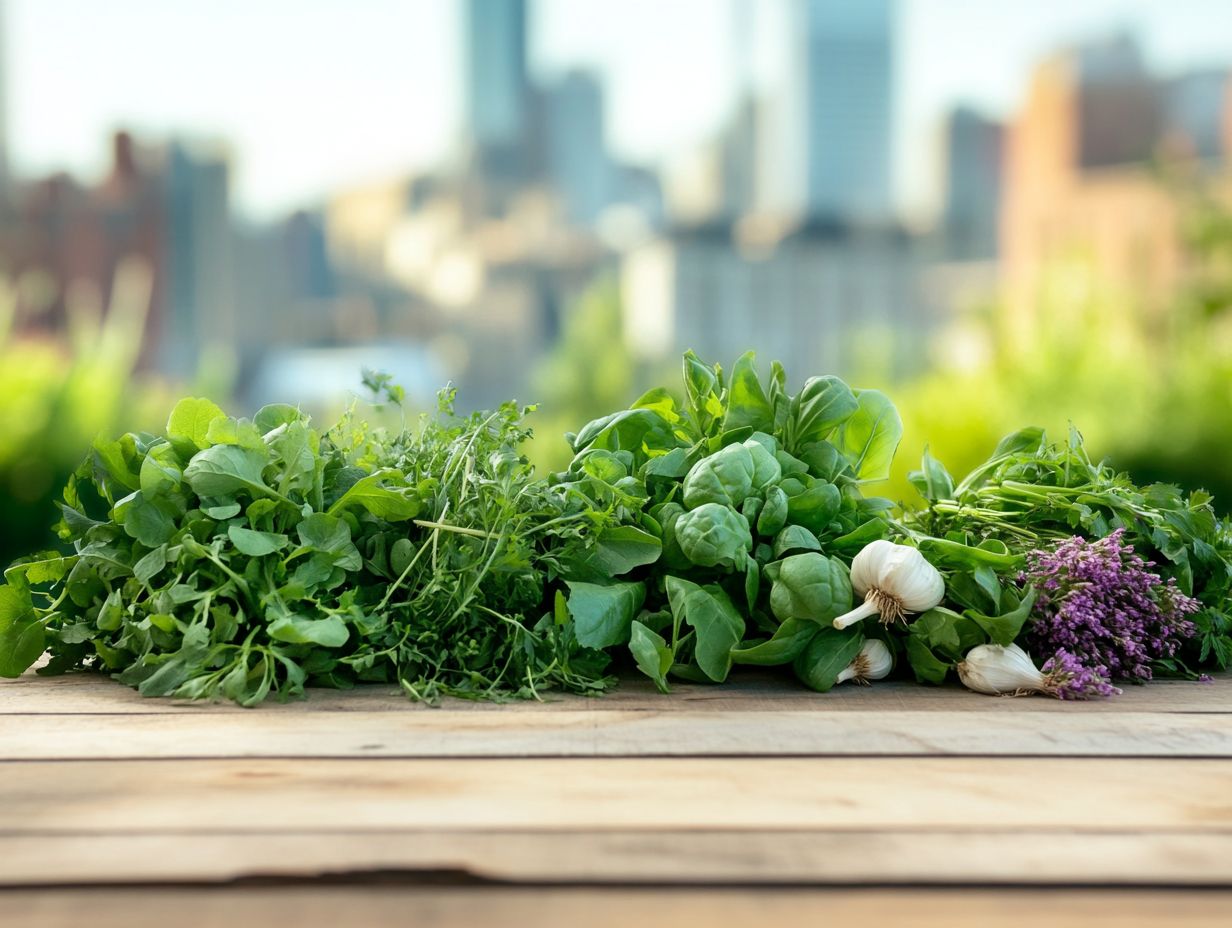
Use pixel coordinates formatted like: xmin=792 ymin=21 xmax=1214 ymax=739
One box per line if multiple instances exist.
xmin=835 ymin=639 xmax=893 ymax=685
xmin=832 ymin=540 xmax=945 ymax=630
xmin=957 ymin=643 xmax=1045 ymax=696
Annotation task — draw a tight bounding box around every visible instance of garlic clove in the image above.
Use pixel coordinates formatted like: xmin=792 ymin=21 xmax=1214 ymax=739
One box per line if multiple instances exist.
xmin=835 ymin=639 xmax=893 ymax=685
xmin=957 ymin=643 xmax=1047 ymax=696
xmin=834 ymin=541 xmax=945 ymax=629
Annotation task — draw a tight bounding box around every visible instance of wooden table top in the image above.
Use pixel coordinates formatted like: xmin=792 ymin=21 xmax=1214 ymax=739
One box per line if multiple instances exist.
xmin=3 ymin=670 xmax=1231 ymax=927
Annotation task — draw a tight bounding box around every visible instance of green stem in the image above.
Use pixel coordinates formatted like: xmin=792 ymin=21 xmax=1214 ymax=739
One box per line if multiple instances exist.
xmin=412 ymin=519 xmax=493 ymax=539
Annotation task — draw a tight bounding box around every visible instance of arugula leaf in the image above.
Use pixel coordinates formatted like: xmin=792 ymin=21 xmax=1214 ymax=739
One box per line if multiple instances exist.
xmin=0 ymin=585 xmax=44 ymax=677
xmin=166 ymin=397 xmax=227 ymax=458
xmin=184 ymin=444 xmax=280 ymax=502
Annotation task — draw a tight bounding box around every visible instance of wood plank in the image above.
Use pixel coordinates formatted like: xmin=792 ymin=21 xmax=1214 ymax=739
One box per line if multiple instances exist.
xmin=5 ymin=709 xmax=1230 ymax=759
xmin=3 ymin=670 xmax=1228 ymax=715
xmin=4 ymin=829 xmax=1231 ymax=887
xmin=2 ymin=887 xmax=1230 ymax=928
xmin=3 ymin=758 xmax=1230 ymax=834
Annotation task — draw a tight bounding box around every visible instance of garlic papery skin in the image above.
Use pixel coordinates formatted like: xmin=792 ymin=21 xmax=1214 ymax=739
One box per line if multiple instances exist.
xmin=957 ymin=643 xmax=1046 ymax=696
xmin=832 ymin=540 xmax=945 ymax=630
xmin=835 ymin=639 xmax=893 ymax=685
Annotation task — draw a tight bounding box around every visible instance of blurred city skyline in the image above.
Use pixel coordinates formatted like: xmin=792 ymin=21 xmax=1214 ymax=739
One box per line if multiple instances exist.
xmin=8 ymin=0 xmax=1232 ymax=221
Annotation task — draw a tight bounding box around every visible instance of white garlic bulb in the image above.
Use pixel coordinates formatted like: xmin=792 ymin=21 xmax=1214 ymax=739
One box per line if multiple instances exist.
xmin=833 ymin=540 xmax=945 ymax=630
xmin=957 ymin=643 xmax=1046 ymax=696
xmin=835 ymin=639 xmax=893 ymax=685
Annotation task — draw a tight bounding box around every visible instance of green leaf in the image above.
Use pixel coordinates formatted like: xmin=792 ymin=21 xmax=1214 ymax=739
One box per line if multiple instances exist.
xmin=140 ymin=442 xmax=183 ymax=497
xmin=0 ymin=585 xmax=44 ymax=678
xmin=965 ymin=588 xmax=1038 ymax=647
xmin=571 ymin=408 xmax=678 ymax=458
xmin=297 ymin=513 xmax=362 ymax=570
xmin=905 ymin=636 xmax=951 ymax=684
xmin=166 ymin=397 xmax=227 ymax=457
xmin=205 ymin=416 xmax=265 ymax=450
xmin=587 ymin=525 xmax=663 ymax=578
xmin=786 ymin=481 xmax=842 ymax=534
xmin=91 ymin=434 xmax=144 ymax=494
xmin=184 ymin=444 xmax=276 ymax=501
xmin=992 ymin=427 xmax=1046 ymax=459
xmin=115 ymin=491 xmax=178 ymax=547
xmin=835 ymin=389 xmax=902 ymax=482
xmin=254 ymin=403 xmax=305 ymax=433
xmin=722 ymin=350 xmax=774 ymax=434
xmin=768 ymin=552 xmax=852 ymax=624
xmin=133 ymin=547 xmax=168 ymax=585
xmin=631 ymin=387 xmax=682 ymax=424
xmin=908 ymin=446 xmax=955 ymax=502
xmin=566 ymin=580 xmax=646 ymax=649
xmin=328 ymin=470 xmax=421 ymax=521
xmin=228 ymin=525 xmax=289 ymax=557
xmin=731 ymin=618 xmax=818 ymax=666
xmin=5 ymin=555 xmax=78 ymax=590
xmin=743 ymin=558 xmax=760 ymax=614
xmin=642 ymin=446 xmax=693 ymax=480
xmin=789 ymin=376 xmax=858 ymax=449
xmin=828 ymin=518 xmax=890 ymax=553
xmin=797 ymin=441 xmax=849 ymax=482
xmin=202 ymin=502 xmax=243 ymax=520
xmin=918 ymin=537 xmax=1023 ymax=571
xmin=629 ymin=621 xmax=673 ymax=693
xmin=267 ymin=612 xmax=350 ymax=647
xmin=792 ymin=626 xmax=863 ymax=692
xmin=269 ymin=420 xmax=319 ymax=496
xmin=772 ymin=524 xmax=822 ymax=558
xmin=665 ymin=576 xmax=744 ymax=683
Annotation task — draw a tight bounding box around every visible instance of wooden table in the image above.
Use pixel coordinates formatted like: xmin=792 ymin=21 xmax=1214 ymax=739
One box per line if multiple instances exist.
xmin=2 ymin=670 xmax=1231 ymax=926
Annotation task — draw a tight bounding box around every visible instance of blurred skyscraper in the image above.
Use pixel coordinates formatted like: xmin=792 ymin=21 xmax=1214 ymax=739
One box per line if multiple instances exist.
xmin=1002 ymin=33 xmax=1232 ymax=331
xmin=161 ymin=141 xmax=233 ymax=374
xmin=942 ymin=107 xmax=1004 ymax=260
xmin=1164 ymin=69 xmax=1232 ymax=161
xmin=760 ymin=0 xmax=896 ymax=221
xmin=544 ymin=70 xmax=610 ymax=225
xmin=464 ymin=0 xmax=530 ymax=167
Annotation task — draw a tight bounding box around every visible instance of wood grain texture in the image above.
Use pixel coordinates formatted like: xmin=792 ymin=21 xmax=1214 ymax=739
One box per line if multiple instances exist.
xmin=3 ymin=670 xmax=1229 ymax=715
xmin=3 ymin=887 xmax=1231 ymax=928
xmin=4 ymin=757 xmax=1230 ymax=833
xmin=5 ymin=709 xmax=1231 ymax=759
xmin=4 ymin=830 xmax=1231 ymax=887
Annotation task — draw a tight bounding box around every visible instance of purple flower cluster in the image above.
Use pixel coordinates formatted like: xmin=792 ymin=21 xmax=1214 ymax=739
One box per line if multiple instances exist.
xmin=1024 ymin=529 xmax=1200 ymax=685
xmin=1041 ymin=649 xmax=1120 ymax=700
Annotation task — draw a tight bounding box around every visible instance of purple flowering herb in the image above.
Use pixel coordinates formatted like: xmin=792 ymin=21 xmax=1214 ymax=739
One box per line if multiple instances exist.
xmin=1023 ymin=529 xmax=1200 ymax=686
xmin=1041 ymin=649 xmax=1120 ymax=700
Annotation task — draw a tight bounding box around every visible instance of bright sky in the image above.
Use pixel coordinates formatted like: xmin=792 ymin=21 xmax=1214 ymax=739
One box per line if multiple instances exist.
xmin=7 ymin=0 xmax=1232 ymax=221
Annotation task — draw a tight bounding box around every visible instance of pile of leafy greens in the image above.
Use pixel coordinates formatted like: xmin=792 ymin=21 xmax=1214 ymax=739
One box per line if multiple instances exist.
xmin=0 ymin=378 xmax=656 ymax=704
xmin=902 ymin=427 xmax=1232 ymax=675
xmin=2 ymin=352 xmax=1228 ymax=704
xmin=554 ymin=351 xmax=1043 ymax=693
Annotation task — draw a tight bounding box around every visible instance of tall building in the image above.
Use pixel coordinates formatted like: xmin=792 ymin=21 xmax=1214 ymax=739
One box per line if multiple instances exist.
xmin=1164 ymin=69 xmax=1232 ymax=161
xmin=160 ymin=142 xmax=234 ymax=374
xmin=1001 ymin=35 xmax=1232 ymax=332
xmin=544 ymin=70 xmax=610 ymax=225
xmin=942 ymin=107 xmax=1004 ymax=260
xmin=1074 ymin=34 xmax=1162 ymax=169
xmin=760 ymin=0 xmax=896 ymax=222
xmin=622 ymin=223 xmax=932 ymax=380
xmin=464 ymin=0 xmax=530 ymax=173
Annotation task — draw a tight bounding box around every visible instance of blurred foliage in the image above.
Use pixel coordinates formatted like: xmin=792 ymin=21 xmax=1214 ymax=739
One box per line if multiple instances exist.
xmin=887 ymin=174 xmax=1232 ymax=510
xmin=0 ymin=260 xmax=183 ymax=566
